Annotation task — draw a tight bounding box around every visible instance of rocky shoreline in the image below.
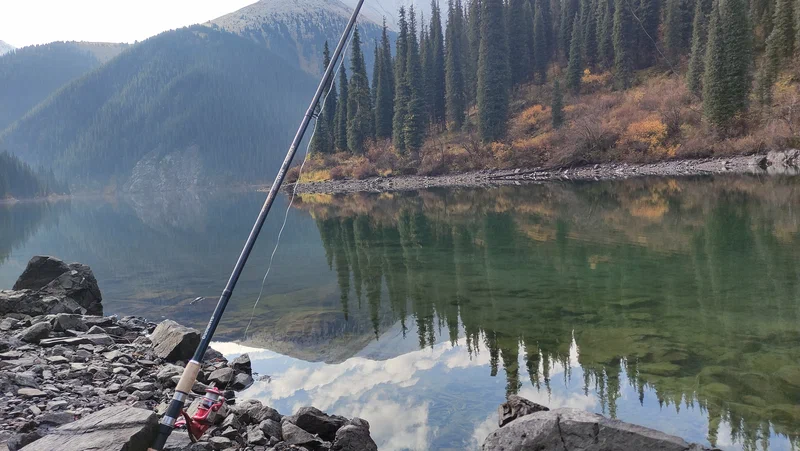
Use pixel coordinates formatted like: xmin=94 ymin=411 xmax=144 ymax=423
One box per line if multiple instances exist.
xmin=291 ymin=150 xmax=800 ymax=195
xmin=1 ymin=256 xmax=721 ymax=451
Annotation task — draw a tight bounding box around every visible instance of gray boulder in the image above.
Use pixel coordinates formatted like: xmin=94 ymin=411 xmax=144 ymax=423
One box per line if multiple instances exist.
xmin=235 ymin=399 xmax=281 ymax=424
xmin=150 ymin=320 xmax=200 ymax=362
xmin=498 ymin=395 xmax=549 ymax=427
xmin=290 ymin=406 xmax=347 ymax=442
xmin=7 ymin=432 xmax=42 ymax=451
xmin=0 ymin=290 xmax=45 ymax=316
xmin=208 ymin=367 xmax=234 ymax=386
xmin=13 ymin=256 xmax=70 ymax=291
xmin=259 ymin=419 xmax=283 ymax=440
xmin=231 ymin=353 xmax=252 ymax=375
xmin=332 ymin=424 xmax=378 ymax=451
xmin=20 ymin=405 xmax=157 ymax=451
xmin=281 ymin=422 xmax=324 ymax=447
xmin=51 ymin=314 xmax=88 ymax=332
xmin=482 ymin=407 xmax=714 ymax=451
xmin=13 ymin=256 xmax=103 ymax=315
xmin=16 ymin=321 xmax=51 ymax=343
xmin=231 ymin=372 xmax=254 ymax=391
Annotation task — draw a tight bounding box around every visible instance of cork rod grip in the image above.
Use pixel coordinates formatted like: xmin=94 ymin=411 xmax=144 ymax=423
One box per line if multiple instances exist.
xmin=175 ymin=361 xmax=201 ymax=394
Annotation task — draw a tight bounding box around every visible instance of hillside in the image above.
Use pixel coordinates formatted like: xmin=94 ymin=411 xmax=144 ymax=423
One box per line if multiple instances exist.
xmin=0 ymin=26 xmax=317 ymax=190
xmin=296 ymin=0 xmax=800 ymax=183
xmin=340 ymin=0 xmax=432 ymax=30
xmin=206 ymin=0 xmax=388 ymax=75
xmin=0 ymin=41 xmax=13 ymax=56
xmin=0 ymin=41 xmax=127 ymax=131
xmin=0 ymin=151 xmax=68 ymax=200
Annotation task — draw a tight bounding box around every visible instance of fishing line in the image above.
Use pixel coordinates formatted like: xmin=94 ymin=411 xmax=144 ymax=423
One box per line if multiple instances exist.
xmin=232 ymin=22 xmax=359 ymax=361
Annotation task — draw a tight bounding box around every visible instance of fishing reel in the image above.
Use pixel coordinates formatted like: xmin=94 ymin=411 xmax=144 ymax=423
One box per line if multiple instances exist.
xmin=174 ymin=386 xmax=227 ymax=442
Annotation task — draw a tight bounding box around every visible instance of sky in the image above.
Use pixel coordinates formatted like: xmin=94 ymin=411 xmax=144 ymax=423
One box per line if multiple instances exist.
xmin=1 ymin=0 xmax=257 ymax=48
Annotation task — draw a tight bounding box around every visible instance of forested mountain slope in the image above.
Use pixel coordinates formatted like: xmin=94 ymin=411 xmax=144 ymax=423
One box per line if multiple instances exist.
xmin=207 ymin=0 xmax=389 ymax=75
xmin=0 ymin=26 xmax=316 ymax=190
xmin=0 ymin=151 xmax=68 ymax=199
xmin=0 ymin=41 xmax=127 ymax=131
xmin=0 ymin=41 xmax=13 ymax=56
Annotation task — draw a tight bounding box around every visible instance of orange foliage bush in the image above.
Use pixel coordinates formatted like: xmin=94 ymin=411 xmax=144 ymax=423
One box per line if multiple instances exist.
xmin=619 ymin=116 xmax=668 ymax=153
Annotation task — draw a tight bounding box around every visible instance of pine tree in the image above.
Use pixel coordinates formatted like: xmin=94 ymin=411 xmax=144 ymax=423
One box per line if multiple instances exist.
xmin=467 ymin=0 xmax=483 ymax=106
xmin=322 ymin=41 xmax=338 ymax=141
xmin=346 ymin=27 xmax=373 ymax=154
xmin=567 ymin=14 xmax=584 ymax=93
xmin=310 ymin=43 xmax=335 ymax=154
xmin=664 ymin=0 xmax=692 ymax=61
xmin=334 ymin=67 xmax=349 ymax=151
xmin=446 ymin=0 xmax=467 ymax=129
xmin=613 ymin=0 xmax=635 ymax=89
xmin=477 ymin=0 xmax=511 ymax=142
xmin=405 ymin=7 xmax=427 ymax=151
xmin=597 ymin=0 xmax=615 ymax=69
xmin=560 ymin=0 xmax=580 ymax=59
xmin=552 ymin=78 xmax=565 ymax=128
xmin=372 ymin=41 xmax=380 ymax=108
xmin=582 ymin=0 xmax=599 ymax=68
xmin=509 ymin=0 xmax=532 ymax=85
xmin=430 ymin=1 xmax=447 ymax=128
xmin=540 ymin=0 xmax=554 ymax=58
xmin=375 ymin=19 xmax=394 ymax=140
xmin=393 ymin=7 xmax=410 ymax=151
xmin=637 ymin=0 xmax=661 ymax=67
xmin=756 ymin=0 xmax=793 ymax=104
xmin=703 ymin=0 xmax=752 ymax=127
xmin=686 ymin=0 xmax=709 ymax=96
xmin=421 ymin=16 xmax=433 ymax=122
xmin=533 ymin=0 xmax=550 ymax=83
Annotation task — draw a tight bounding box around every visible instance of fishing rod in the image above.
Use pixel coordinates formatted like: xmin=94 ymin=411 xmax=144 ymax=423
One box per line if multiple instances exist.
xmin=148 ymin=0 xmax=366 ymax=448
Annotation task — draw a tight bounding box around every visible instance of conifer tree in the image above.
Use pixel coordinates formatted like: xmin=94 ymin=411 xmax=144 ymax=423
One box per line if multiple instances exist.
xmin=703 ymin=0 xmax=752 ymax=127
xmin=446 ymin=0 xmax=467 ymax=129
xmin=334 ymin=67 xmax=349 ymax=151
xmin=375 ymin=20 xmax=394 ymax=140
xmin=405 ymin=7 xmax=427 ymax=151
xmin=311 ymin=43 xmax=335 ymax=154
xmin=509 ymin=0 xmax=533 ymax=85
xmin=393 ymin=7 xmax=410 ymax=151
xmin=664 ymin=0 xmax=692 ymax=61
xmin=560 ymin=0 xmax=580 ymax=59
xmin=429 ymin=1 xmax=447 ymax=128
xmin=552 ymin=78 xmax=565 ymax=128
xmin=533 ymin=0 xmax=550 ymax=83
xmin=477 ymin=0 xmax=510 ymax=142
xmin=597 ymin=0 xmax=615 ymax=69
xmin=467 ymin=0 xmax=483 ymax=106
xmin=322 ymin=42 xmax=338 ymax=138
xmin=421 ymin=17 xmax=433 ymax=121
xmin=372 ymin=41 xmax=380 ymax=107
xmin=540 ymin=0 xmax=554 ymax=58
xmin=637 ymin=0 xmax=661 ymax=67
xmin=567 ymin=14 xmax=584 ymax=93
xmin=686 ymin=0 xmax=709 ymax=96
xmin=613 ymin=0 xmax=635 ymax=89
xmin=582 ymin=0 xmax=599 ymax=68
xmin=756 ymin=0 xmax=793 ymax=103
xmin=346 ymin=26 xmax=373 ymax=154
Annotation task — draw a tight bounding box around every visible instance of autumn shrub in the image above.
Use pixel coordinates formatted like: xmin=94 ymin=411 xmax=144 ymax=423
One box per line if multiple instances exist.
xmin=286 ymin=166 xmax=301 ymax=184
xmin=352 ymin=159 xmax=378 ymax=179
xmin=619 ymin=116 xmax=669 ymax=153
xmin=329 ymin=166 xmax=346 ymax=180
xmin=581 ymin=70 xmax=612 ymax=94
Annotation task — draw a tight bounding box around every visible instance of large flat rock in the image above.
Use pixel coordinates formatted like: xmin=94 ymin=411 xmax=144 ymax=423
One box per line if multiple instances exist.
xmin=20 ymin=405 xmax=157 ymax=451
xmin=482 ymin=408 xmax=711 ymax=451
xmin=150 ymin=320 xmax=200 ymax=362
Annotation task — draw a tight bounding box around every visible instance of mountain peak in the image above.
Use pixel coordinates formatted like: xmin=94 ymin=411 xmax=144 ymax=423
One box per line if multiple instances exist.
xmin=0 ymin=40 xmax=15 ymax=56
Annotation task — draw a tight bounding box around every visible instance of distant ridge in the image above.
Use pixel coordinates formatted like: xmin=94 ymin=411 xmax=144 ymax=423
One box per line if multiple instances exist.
xmin=0 ymin=40 xmax=14 ymax=56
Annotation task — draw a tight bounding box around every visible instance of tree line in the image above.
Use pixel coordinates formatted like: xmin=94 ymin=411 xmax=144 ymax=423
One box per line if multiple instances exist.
xmin=311 ymin=0 xmax=795 ymax=155
xmin=0 ymin=151 xmax=69 ymax=199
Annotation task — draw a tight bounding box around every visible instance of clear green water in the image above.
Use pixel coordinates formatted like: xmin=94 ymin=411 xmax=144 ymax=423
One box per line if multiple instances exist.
xmin=1 ymin=176 xmax=799 ymax=450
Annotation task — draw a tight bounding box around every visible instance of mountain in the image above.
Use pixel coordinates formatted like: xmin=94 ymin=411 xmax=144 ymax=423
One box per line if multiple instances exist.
xmin=0 ymin=41 xmax=13 ymax=56
xmin=206 ymin=0 xmax=388 ymax=75
xmin=0 ymin=41 xmax=128 ymax=131
xmin=0 ymin=151 xmax=68 ymax=200
xmin=339 ymin=0 xmax=432 ymax=30
xmin=0 ymin=26 xmax=316 ymax=190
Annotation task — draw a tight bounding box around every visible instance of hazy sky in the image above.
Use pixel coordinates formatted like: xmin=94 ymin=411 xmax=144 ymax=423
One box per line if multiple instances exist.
xmin=1 ymin=0 xmax=257 ymax=48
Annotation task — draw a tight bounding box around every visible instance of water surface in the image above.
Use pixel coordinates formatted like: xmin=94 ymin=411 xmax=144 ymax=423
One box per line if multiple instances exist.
xmin=1 ymin=176 xmax=799 ymax=450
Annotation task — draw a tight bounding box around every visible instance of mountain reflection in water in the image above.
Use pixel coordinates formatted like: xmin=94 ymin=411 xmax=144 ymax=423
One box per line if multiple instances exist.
xmin=0 ymin=176 xmax=799 ymax=450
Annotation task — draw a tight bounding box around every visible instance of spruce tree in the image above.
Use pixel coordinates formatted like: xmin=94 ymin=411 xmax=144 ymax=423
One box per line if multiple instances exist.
xmin=756 ymin=0 xmax=793 ymax=104
xmin=446 ymin=0 xmax=467 ymax=129
xmin=560 ymin=0 xmax=580 ymax=59
xmin=637 ymin=0 xmax=661 ymax=67
xmin=686 ymin=0 xmax=709 ymax=96
xmin=467 ymin=0 xmax=483 ymax=106
xmin=703 ymin=0 xmax=752 ymax=127
xmin=421 ymin=17 xmax=433 ymax=122
xmin=405 ymin=7 xmax=427 ymax=151
xmin=393 ymin=7 xmax=410 ymax=151
xmin=533 ymin=0 xmax=550 ymax=83
xmin=311 ymin=43 xmax=335 ymax=154
xmin=346 ymin=26 xmax=373 ymax=154
xmin=430 ymin=1 xmax=447 ymax=128
xmin=375 ymin=19 xmax=394 ymax=140
xmin=664 ymin=0 xmax=692 ymax=61
xmin=477 ymin=0 xmax=511 ymax=142
xmin=567 ymin=14 xmax=584 ymax=93
xmin=582 ymin=0 xmax=599 ymax=69
xmin=597 ymin=0 xmax=615 ymax=69
xmin=322 ymin=42 xmax=338 ymax=139
xmin=552 ymin=78 xmax=565 ymax=128
xmin=540 ymin=0 xmax=554 ymax=58
xmin=509 ymin=0 xmax=533 ymax=85
xmin=334 ymin=67 xmax=349 ymax=151
xmin=613 ymin=0 xmax=635 ymax=89
xmin=524 ymin=2 xmax=536 ymax=78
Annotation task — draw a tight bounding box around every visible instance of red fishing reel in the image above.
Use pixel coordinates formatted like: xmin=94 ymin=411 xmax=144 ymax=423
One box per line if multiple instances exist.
xmin=174 ymin=387 xmax=227 ymax=442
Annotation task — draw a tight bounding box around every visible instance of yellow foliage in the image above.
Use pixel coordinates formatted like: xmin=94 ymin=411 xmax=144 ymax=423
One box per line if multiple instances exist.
xmin=620 ymin=116 xmax=668 ymax=152
xmin=298 ymin=169 xmax=332 ymax=183
xmin=512 ymin=132 xmax=554 ymax=153
xmin=298 ymin=193 xmax=334 ymax=205
xmin=582 ymin=71 xmax=611 ymax=86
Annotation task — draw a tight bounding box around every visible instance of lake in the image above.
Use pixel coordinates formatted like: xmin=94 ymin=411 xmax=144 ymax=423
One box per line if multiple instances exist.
xmin=1 ymin=176 xmax=799 ymax=450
